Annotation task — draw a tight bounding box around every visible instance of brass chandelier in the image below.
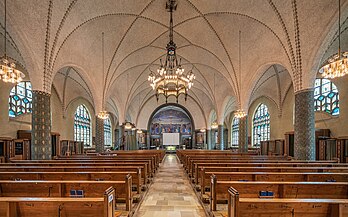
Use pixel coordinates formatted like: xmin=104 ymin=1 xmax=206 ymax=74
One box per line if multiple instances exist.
xmin=148 ymin=0 xmax=195 ymax=103
xmin=319 ymin=0 xmax=348 ymax=79
xmin=97 ymin=32 xmax=109 ymax=120
xmin=0 ymin=0 xmax=25 ymax=83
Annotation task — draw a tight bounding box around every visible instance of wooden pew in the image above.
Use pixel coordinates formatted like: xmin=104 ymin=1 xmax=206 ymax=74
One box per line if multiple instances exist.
xmin=0 ymin=171 xmax=142 ymax=194
xmin=209 ymin=176 xmax=348 ymax=211
xmin=190 ymin=160 xmax=343 ymax=180
xmin=0 ymin=175 xmax=133 ymax=211
xmin=196 ymin=166 xmax=348 ymax=185
xmin=0 ymin=165 xmax=148 ymax=185
xmin=220 ymin=187 xmax=348 ymax=217
xmin=200 ymin=171 xmax=348 ymax=195
xmin=0 ymin=187 xmax=121 ymax=217
xmin=51 ymin=156 xmax=158 ymax=173
xmin=6 ymin=161 xmax=152 ymax=177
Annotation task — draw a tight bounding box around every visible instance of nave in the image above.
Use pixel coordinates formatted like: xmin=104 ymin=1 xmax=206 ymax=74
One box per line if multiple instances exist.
xmin=135 ymin=154 xmax=206 ymax=217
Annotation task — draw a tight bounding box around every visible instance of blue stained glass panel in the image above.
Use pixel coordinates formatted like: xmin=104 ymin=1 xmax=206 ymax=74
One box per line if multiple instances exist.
xmin=314 ymin=79 xmax=339 ymax=116
xmin=252 ymin=104 xmax=270 ymax=147
xmin=74 ymin=105 xmax=91 ymax=147
xmin=8 ymin=81 xmax=32 ymax=117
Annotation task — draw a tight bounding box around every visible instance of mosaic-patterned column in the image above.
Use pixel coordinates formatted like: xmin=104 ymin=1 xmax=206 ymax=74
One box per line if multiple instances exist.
xmin=146 ymin=131 xmax=150 ymax=149
xmin=238 ymin=116 xmax=248 ymax=153
xmin=191 ymin=131 xmax=195 ymax=149
xmin=95 ymin=116 xmax=104 ymax=153
xmin=31 ymin=91 xmax=51 ymax=160
xmin=218 ymin=125 xmax=224 ymax=150
xmin=206 ymin=129 xmax=212 ymax=150
xmin=294 ymin=90 xmax=315 ymax=160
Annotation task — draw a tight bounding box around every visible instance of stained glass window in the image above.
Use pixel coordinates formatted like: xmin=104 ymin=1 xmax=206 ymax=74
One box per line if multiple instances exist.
xmin=74 ymin=105 xmax=91 ymax=147
xmin=104 ymin=118 xmax=112 ymax=147
xmin=9 ymin=81 xmax=32 ymax=117
xmin=231 ymin=117 xmax=239 ymax=147
xmin=252 ymin=103 xmax=270 ymax=146
xmin=314 ymin=78 xmax=339 ymax=115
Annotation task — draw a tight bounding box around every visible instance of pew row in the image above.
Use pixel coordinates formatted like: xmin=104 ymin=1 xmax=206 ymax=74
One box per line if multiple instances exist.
xmin=200 ymin=171 xmax=348 ymax=195
xmin=213 ymin=187 xmax=348 ymax=217
xmin=0 ymin=187 xmax=125 ymax=217
xmin=0 ymin=171 xmax=143 ymax=194
xmin=209 ymin=176 xmax=348 ymax=211
xmin=5 ymin=162 xmax=152 ymax=177
xmin=195 ymin=166 xmax=348 ymax=185
xmin=190 ymin=161 xmax=344 ymax=180
xmin=0 ymin=166 xmax=148 ymax=185
xmin=0 ymin=176 xmax=133 ymax=211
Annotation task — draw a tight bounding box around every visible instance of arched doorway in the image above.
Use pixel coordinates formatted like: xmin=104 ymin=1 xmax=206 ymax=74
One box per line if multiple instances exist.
xmin=147 ymin=104 xmax=195 ymax=150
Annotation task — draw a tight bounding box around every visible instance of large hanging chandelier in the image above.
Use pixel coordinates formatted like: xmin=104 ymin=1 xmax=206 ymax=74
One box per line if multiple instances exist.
xmin=97 ymin=32 xmax=109 ymax=120
xmin=0 ymin=0 xmax=25 ymax=83
xmin=148 ymin=0 xmax=195 ymax=103
xmin=319 ymin=0 xmax=348 ymax=79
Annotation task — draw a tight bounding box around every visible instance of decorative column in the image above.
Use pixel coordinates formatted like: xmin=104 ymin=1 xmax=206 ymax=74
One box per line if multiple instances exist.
xmin=146 ymin=131 xmax=151 ymax=149
xmin=191 ymin=131 xmax=195 ymax=149
xmin=31 ymin=91 xmax=51 ymax=160
xmin=95 ymin=116 xmax=104 ymax=153
xmin=238 ymin=116 xmax=248 ymax=153
xmin=206 ymin=129 xmax=212 ymax=150
xmin=218 ymin=125 xmax=224 ymax=150
xmin=294 ymin=89 xmax=315 ymax=160
xmin=119 ymin=125 xmax=125 ymax=150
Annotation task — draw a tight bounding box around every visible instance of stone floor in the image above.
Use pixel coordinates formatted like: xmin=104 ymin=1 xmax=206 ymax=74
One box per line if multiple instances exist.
xmin=134 ymin=154 xmax=207 ymax=217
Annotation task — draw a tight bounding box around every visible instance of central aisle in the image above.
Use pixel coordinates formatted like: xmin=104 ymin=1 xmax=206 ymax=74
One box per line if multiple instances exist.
xmin=134 ymin=154 xmax=206 ymax=217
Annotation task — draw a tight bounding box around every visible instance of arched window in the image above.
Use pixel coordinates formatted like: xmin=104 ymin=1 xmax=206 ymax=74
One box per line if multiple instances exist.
xmin=74 ymin=105 xmax=91 ymax=147
xmin=314 ymin=78 xmax=339 ymax=115
xmin=231 ymin=117 xmax=239 ymax=147
xmin=252 ymin=103 xmax=270 ymax=146
xmin=104 ymin=118 xmax=112 ymax=147
xmin=9 ymin=81 xmax=32 ymax=117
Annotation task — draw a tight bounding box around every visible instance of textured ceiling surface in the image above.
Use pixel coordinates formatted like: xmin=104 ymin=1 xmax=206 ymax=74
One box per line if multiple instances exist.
xmin=0 ymin=0 xmax=347 ymax=128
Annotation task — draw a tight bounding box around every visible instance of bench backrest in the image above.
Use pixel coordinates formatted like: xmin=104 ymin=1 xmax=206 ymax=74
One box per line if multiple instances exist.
xmin=210 ymin=174 xmax=348 ymax=211
xmin=227 ymin=187 xmax=348 ymax=217
xmin=0 ymin=187 xmax=115 ymax=217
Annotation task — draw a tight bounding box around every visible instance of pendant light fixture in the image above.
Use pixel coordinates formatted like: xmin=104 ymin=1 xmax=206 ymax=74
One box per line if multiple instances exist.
xmin=319 ymin=0 xmax=348 ymax=78
xmin=0 ymin=0 xmax=25 ymax=83
xmin=235 ymin=31 xmax=246 ymax=118
xmin=97 ymin=32 xmax=109 ymax=120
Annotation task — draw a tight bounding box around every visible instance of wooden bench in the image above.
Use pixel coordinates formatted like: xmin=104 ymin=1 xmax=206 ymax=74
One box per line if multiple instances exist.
xmin=0 ymin=170 xmax=143 ymax=194
xmin=0 ymin=187 xmax=125 ymax=217
xmin=191 ymin=161 xmax=343 ymax=180
xmin=199 ymin=171 xmax=348 ymax=195
xmin=217 ymin=187 xmax=348 ymax=217
xmin=209 ymin=176 xmax=348 ymax=211
xmin=195 ymin=166 xmax=348 ymax=185
xmin=0 ymin=165 xmax=149 ymax=185
xmin=6 ymin=161 xmax=152 ymax=177
xmin=0 ymin=175 xmax=133 ymax=211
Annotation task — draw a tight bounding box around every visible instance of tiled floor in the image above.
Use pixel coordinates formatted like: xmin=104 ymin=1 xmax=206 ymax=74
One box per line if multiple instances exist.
xmin=134 ymin=154 xmax=206 ymax=217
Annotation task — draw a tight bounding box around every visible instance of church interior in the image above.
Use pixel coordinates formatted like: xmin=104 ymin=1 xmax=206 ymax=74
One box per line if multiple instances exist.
xmin=0 ymin=0 xmax=348 ymax=216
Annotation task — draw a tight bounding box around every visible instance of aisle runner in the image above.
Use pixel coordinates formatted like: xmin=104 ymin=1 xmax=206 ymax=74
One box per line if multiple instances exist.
xmin=134 ymin=154 xmax=206 ymax=217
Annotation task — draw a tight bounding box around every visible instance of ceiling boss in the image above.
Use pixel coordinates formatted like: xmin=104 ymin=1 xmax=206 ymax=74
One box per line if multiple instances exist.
xmin=148 ymin=0 xmax=195 ymax=103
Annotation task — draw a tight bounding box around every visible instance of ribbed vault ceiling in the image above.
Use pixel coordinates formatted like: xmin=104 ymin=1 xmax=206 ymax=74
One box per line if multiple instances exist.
xmin=0 ymin=0 xmax=347 ymax=127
